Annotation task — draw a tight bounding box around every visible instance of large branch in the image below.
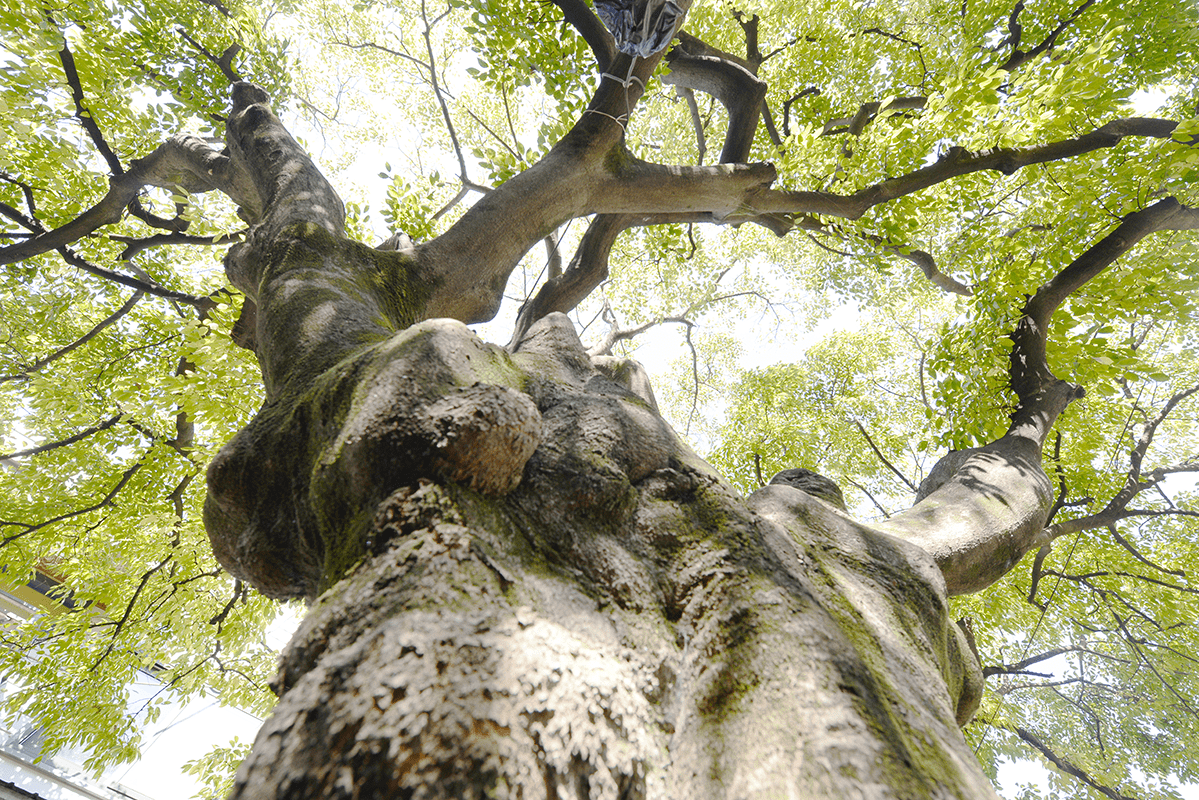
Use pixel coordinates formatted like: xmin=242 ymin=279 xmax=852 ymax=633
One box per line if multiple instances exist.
xmin=748 ymin=117 xmax=1187 ymax=220
xmin=411 ymin=49 xmax=658 ymax=322
xmin=662 ymin=44 xmax=767 ymax=163
xmin=219 ymin=83 xmax=382 ymax=397
xmin=0 ymin=135 xmax=262 ymax=266
xmin=510 ymin=206 xmax=790 ymax=344
xmin=661 ymin=31 xmax=767 ymax=163
xmin=414 ymin=41 xmax=776 ymax=323
xmin=1010 ymin=197 xmax=1199 ymax=402
xmin=549 ymin=0 xmax=616 ymax=69
xmin=873 ymin=197 xmax=1199 ymax=596
xmin=509 ymin=213 xmax=634 ymax=346
xmin=217 ymin=72 xmax=773 ymax=391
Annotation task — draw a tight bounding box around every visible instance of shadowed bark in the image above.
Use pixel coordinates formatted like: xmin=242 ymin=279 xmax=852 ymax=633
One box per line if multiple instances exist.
xmin=196 ymin=79 xmax=1011 ymax=799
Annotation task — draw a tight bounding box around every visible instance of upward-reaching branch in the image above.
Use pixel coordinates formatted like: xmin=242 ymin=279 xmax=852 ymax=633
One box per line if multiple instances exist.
xmin=1010 ymin=197 xmax=1199 ymax=407
xmin=57 ymin=31 xmax=124 ymax=176
xmin=662 ymin=39 xmax=767 ymax=163
xmin=549 ymin=0 xmax=616 ymax=69
xmin=998 ymin=0 xmax=1098 ymax=72
xmin=877 ymin=196 xmax=1199 ymax=595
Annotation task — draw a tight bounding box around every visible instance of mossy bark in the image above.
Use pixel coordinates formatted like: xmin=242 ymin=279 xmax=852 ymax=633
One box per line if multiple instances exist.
xmin=221 ymin=312 xmax=991 ymax=800
xmin=204 ymin=83 xmax=1013 ymax=800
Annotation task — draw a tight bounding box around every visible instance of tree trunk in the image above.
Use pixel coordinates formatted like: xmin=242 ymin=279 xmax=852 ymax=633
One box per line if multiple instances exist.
xmin=204 ymin=83 xmax=999 ymax=800
xmin=220 ymin=313 xmax=991 ymax=799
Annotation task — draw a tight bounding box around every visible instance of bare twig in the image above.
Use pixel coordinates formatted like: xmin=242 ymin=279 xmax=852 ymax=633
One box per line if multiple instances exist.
xmin=589 ymin=314 xmax=692 ymax=356
xmin=421 ymin=0 xmax=470 ymax=184
xmin=1045 ymin=381 xmax=1199 ymax=540
xmin=1027 ymin=543 xmax=1053 ymax=608
xmin=821 ymin=96 xmax=927 ymax=138
xmin=58 ymin=247 xmax=208 ymax=306
xmin=843 ymin=477 xmax=892 ymax=518
xmin=852 ymin=419 xmax=917 ymax=491
xmin=0 ymin=291 xmax=143 ymax=382
xmin=683 ymin=320 xmax=701 ymax=436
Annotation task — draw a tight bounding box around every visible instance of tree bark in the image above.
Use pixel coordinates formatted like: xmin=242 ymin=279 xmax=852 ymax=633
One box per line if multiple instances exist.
xmin=204 ymin=83 xmax=1014 ymax=799
xmin=223 ymin=314 xmax=992 ymax=799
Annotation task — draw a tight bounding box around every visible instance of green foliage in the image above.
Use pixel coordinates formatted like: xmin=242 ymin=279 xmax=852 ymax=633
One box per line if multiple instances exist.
xmin=0 ymin=0 xmax=291 ymax=789
xmin=183 ymin=736 xmax=253 ymax=798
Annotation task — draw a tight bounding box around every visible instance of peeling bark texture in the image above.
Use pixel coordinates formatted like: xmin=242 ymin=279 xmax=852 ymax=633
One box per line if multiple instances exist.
xmin=227 ymin=315 xmax=990 ymax=800
xmin=205 ymin=83 xmax=1003 ymax=799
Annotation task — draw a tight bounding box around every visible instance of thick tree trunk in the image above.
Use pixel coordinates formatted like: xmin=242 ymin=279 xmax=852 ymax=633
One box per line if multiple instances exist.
xmin=222 ymin=313 xmax=991 ymax=799
xmin=204 ymin=83 xmax=1002 ymax=799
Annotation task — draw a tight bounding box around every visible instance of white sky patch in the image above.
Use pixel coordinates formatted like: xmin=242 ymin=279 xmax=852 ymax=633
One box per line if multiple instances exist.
xmin=1129 ymin=86 xmax=1174 ymax=116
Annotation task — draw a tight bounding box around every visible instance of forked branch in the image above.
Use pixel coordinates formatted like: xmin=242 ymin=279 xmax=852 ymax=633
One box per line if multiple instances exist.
xmin=0 ymin=135 xmax=262 ymax=267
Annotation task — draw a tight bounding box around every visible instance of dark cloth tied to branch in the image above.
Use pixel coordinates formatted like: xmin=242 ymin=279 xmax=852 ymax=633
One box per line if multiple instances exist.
xmin=593 ymin=0 xmax=683 ymax=57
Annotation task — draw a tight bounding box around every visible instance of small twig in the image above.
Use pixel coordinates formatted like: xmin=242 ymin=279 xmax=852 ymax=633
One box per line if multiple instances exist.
xmin=1027 ymin=543 xmax=1052 ymax=608
xmin=1 ymin=459 xmax=143 ymax=545
xmin=332 ymin=39 xmax=428 ymax=69
xmin=999 ymin=0 xmax=1097 ymax=72
xmin=852 ymin=419 xmax=916 ymax=491
xmin=208 ymin=579 xmax=245 ymax=627
xmin=843 ymin=477 xmax=892 ymax=518
xmin=983 ymin=646 xmax=1073 ymax=677
xmin=90 ymin=556 xmax=174 ymax=670
xmin=0 ymin=414 xmax=123 ymax=460
xmin=1007 ymin=724 xmax=1137 ymax=800
xmin=113 ymin=229 xmax=245 ymax=260
xmin=421 ymin=0 xmax=470 ymax=184
xmin=684 ymin=322 xmax=701 ymax=437
xmin=1111 ymin=523 xmax=1185 ymax=577
xmin=57 ymin=246 xmax=208 ymax=306
xmin=862 ymin=26 xmax=928 ymax=80
xmin=0 ymin=291 xmax=143 ymax=381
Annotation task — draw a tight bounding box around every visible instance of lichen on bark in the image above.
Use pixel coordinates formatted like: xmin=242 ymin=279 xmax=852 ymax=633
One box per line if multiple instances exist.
xmin=217 ymin=311 xmax=992 ymax=799
xmin=206 ymin=83 xmax=997 ymax=799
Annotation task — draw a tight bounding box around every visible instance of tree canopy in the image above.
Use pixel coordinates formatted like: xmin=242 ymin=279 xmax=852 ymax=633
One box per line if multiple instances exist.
xmin=1 ymin=0 xmax=1198 ymax=796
